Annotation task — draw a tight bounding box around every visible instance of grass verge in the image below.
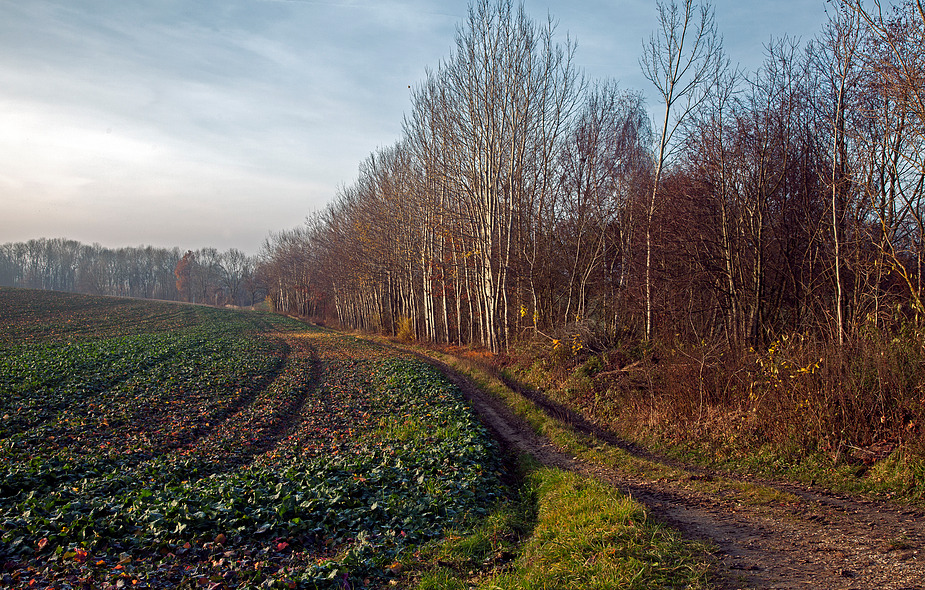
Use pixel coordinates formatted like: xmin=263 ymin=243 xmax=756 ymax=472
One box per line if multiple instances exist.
xmin=408 ymin=458 xmax=712 ymax=590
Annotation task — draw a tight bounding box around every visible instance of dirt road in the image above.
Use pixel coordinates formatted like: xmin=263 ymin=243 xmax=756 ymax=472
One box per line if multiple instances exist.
xmin=428 ymin=354 xmax=925 ymax=590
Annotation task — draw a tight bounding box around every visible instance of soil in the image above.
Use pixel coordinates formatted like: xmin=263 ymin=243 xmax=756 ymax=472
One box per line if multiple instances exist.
xmin=425 ymin=353 xmax=925 ymax=590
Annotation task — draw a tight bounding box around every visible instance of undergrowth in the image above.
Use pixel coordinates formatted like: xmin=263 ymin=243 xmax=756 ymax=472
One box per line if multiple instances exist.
xmin=502 ymin=322 xmax=925 ymax=503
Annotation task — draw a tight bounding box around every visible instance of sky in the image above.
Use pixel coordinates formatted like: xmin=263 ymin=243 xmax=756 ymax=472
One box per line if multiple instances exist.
xmin=0 ymin=0 xmax=832 ymax=254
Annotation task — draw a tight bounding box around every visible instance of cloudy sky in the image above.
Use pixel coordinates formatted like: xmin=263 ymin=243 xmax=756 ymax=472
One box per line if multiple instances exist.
xmin=0 ymin=0 xmax=831 ymax=254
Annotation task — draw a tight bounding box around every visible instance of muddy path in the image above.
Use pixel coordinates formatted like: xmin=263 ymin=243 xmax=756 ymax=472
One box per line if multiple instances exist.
xmin=420 ymin=352 xmax=925 ymax=590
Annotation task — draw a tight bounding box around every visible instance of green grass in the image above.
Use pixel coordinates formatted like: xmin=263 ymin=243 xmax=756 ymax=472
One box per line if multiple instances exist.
xmin=644 ymin=434 xmax=925 ymax=504
xmin=411 ymin=460 xmax=711 ymax=590
xmin=508 ymin=468 xmax=707 ymax=589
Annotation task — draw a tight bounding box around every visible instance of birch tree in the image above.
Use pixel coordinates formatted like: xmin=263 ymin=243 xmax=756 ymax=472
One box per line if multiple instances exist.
xmin=640 ymin=0 xmax=725 ymax=339
xmin=437 ymin=0 xmax=580 ymax=351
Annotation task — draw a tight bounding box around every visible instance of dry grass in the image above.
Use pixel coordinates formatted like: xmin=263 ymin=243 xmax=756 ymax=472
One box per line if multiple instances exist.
xmin=503 ymin=326 xmax=925 ymax=501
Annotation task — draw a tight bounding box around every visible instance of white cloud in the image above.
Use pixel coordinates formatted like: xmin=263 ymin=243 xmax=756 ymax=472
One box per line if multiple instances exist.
xmin=0 ymin=0 xmax=832 ymax=253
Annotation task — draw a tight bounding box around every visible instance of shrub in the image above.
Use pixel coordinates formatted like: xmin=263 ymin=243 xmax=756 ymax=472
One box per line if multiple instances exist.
xmin=508 ymin=324 xmax=925 ymax=489
xmin=397 ymin=316 xmax=415 ymax=342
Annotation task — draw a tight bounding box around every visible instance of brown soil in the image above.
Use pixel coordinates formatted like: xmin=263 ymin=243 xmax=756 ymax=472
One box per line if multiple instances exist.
xmin=425 ymin=353 xmax=925 ymax=590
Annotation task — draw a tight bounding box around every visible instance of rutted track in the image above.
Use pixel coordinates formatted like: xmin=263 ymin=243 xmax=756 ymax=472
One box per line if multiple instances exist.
xmin=416 ymin=350 xmax=925 ymax=589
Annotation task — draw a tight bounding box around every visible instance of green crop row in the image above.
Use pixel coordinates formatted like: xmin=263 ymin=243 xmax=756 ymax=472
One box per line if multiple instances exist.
xmin=0 ymin=290 xmax=509 ymax=589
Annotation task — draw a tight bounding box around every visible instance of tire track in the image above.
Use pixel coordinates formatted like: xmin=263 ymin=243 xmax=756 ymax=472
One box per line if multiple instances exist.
xmin=183 ymin=333 xmax=319 ymax=467
xmin=421 ymin=351 xmax=925 ymax=590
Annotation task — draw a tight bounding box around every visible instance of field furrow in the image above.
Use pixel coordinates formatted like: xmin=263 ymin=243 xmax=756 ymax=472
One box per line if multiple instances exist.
xmin=0 ymin=289 xmax=507 ymax=589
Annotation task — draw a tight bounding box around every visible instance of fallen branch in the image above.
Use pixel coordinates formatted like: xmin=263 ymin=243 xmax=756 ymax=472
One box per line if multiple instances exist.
xmin=595 ymin=360 xmax=644 ymax=377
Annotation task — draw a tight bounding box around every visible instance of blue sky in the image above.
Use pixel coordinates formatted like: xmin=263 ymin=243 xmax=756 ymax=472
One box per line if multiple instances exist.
xmin=0 ymin=0 xmax=830 ymax=253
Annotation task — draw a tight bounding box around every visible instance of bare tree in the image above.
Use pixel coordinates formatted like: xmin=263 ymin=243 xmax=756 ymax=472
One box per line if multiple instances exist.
xmin=817 ymin=7 xmax=865 ymax=344
xmin=174 ymin=251 xmax=194 ymax=303
xmin=556 ymin=82 xmax=650 ymax=329
xmin=418 ymin=0 xmax=581 ymax=351
xmin=640 ymin=0 xmax=726 ymax=339
xmin=219 ymin=248 xmax=253 ymax=306
xmin=841 ymin=0 xmax=925 ymax=317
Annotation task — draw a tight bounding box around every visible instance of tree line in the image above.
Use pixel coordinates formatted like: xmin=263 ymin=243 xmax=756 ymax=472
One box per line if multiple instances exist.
xmin=0 ymin=238 xmax=265 ymax=307
xmin=8 ymin=0 xmax=923 ymax=356
xmin=261 ymin=0 xmax=925 ymax=352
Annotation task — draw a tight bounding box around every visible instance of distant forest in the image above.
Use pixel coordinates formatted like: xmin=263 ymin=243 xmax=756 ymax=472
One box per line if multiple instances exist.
xmin=0 ymin=238 xmax=264 ymax=307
